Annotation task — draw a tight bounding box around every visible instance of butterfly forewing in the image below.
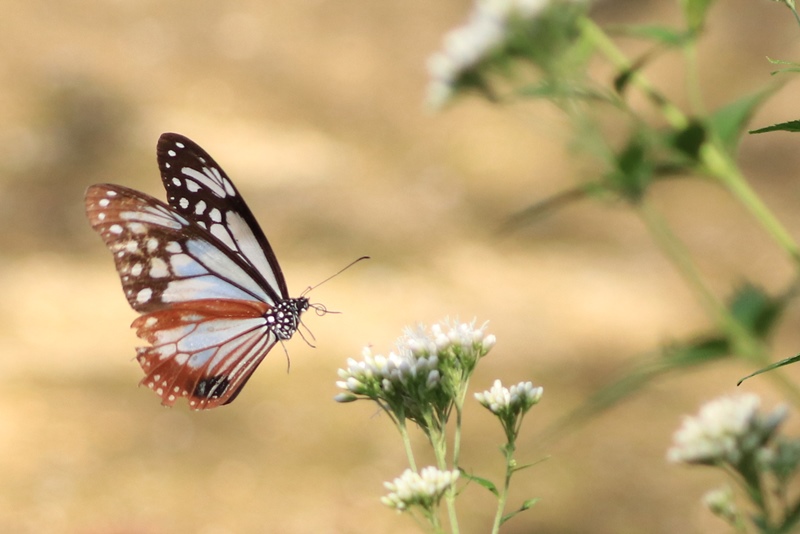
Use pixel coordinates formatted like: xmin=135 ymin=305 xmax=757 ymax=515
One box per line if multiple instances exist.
xmin=156 ymin=133 xmax=288 ymax=303
xmin=85 ymin=134 xmax=310 ymax=410
xmin=85 ymin=184 xmax=271 ymax=311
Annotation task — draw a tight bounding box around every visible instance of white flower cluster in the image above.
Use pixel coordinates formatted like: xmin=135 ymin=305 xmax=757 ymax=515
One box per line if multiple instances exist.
xmin=335 ymin=346 xmax=440 ymax=402
xmin=667 ymin=394 xmax=788 ymax=465
xmin=381 ymin=467 xmax=460 ymax=511
xmin=426 ymin=0 xmax=553 ymax=108
xmin=335 ymin=319 xmax=495 ymax=403
xmin=430 ymin=320 xmax=497 ymax=355
xmin=475 ymin=379 xmax=543 ymax=415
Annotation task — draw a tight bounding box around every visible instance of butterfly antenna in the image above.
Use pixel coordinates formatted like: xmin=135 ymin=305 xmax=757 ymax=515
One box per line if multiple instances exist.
xmin=301 ymin=256 xmax=370 ymax=296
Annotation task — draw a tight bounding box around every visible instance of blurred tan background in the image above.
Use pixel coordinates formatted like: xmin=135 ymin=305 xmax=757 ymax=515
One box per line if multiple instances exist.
xmin=2 ymin=0 xmax=800 ymax=532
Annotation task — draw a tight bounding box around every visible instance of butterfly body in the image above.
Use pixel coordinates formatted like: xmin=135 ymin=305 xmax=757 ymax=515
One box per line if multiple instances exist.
xmin=85 ymin=133 xmax=308 ymax=410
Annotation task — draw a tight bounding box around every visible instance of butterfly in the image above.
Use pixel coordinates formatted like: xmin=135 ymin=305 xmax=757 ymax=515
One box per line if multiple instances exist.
xmin=85 ymin=132 xmax=314 ymax=410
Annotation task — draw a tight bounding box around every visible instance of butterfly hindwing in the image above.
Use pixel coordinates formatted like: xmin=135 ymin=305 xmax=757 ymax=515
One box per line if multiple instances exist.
xmin=133 ymin=300 xmax=276 ymax=409
xmin=156 ymin=133 xmax=288 ymax=303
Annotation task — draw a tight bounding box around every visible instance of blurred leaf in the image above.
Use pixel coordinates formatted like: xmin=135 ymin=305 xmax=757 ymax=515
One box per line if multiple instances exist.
xmin=543 ymin=283 xmax=792 ymax=442
xmin=458 ymin=469 xmax=498 ymax=496
xmin=500 ymin=183 xmax=604 ymax=233
xmin=681 ymin=0 xmax=716 ymax=33
xmin=728 ymin=283 xmax=787 ymax=339
xmin=501 ymin=498 xmax=540 ymax=525
xmin=606 ymin=137 xmax=653 ymax=202
xmin=779 ymin=498 xmax=800 ymax=533
xmin=669 ymin=120 xmax=706 ymax=161
xmin=750 ymin=120 xmax=800 ymax=134
xmin=613 ymin=24 xmax=693 ymax=47
xmin=542 ymin=336 xmax=731 ymax=443
xmin=710 ymin=86 xmax=780 ymax=153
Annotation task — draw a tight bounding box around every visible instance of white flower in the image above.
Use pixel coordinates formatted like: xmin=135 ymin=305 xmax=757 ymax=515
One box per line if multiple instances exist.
xmin=381 ymin=467 xmax=460 ymax=511
xmin=475 ymin=379 xmax=543 ymax=414
xmin=667 ymin=394 xmax=788 ymax=465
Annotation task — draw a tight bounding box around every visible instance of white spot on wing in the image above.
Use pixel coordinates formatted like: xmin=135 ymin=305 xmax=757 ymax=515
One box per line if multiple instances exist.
xmin=149 ymin=257 xmax=169 ymax=278
xmin=195 ymin=200 xmax=206 ymax=215
xmin=109 ymin=224 xmax=123 ymax=234
xmin=179 ymin=198 xmax=189 ymax=209
xmin=181 ymin=167 xmax=227 ymax=197
xmin=136 ymin=288 xmax=153 ymax=303
xmin=172 ymin=177 xmax=181 ymax=186
xmin=209 ymin=208 xmax=222 ymax=223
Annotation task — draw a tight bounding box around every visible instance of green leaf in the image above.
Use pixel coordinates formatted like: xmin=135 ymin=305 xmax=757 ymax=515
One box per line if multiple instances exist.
xmin=500 ymin=498 xmax=540 ymax=525
xmin=727 ymin=283 xmax=785 ymax=339
xmin=606 ymin=137 xmax=653 ymax=202
xmin=737 ymin=354 xmax=800 ymax=385
xmin=458 ymin=469 xmax=498 ymax=496
xmin=510 ymin=457 xmax=550 ymax=474
xmin=670 ymin=120 xmax=706 ymax=161
xmin=709 ymin=86 xmax=780 ymax=154
xmin=767 ymin=56 xmax=800 ymax=66
xmin=681 ymin=0 xmax=716 ymax=33
xmin=750 ymin=120 xmax=800 ymax=134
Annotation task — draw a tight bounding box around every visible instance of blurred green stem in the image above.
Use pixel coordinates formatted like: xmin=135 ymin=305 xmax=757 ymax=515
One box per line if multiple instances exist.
xmin=578 ymin=17 xmax=800 ymax=263
xmin=700 ymin=145 xmax=800 ymax=263
xmin=639 ymin=200 xmax=800 ymax=405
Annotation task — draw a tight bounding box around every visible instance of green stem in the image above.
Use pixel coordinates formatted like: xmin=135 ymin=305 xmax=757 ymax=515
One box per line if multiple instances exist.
xmin=424 ymin=413 xmax=460 ymax=534
xmin=398 ymin=419 xmax=418 ymax=472
xmin=491 ymin=443 xmax=516 ymax=534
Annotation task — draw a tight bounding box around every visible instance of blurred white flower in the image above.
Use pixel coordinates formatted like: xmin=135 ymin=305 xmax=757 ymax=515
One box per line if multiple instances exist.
xmin=426 ymin=0 xmax=556 ymax=108
xmin=667 ymin=394 xmax=788 ymax=465
xmin=703 ymin=486 xmax=739 ymax=523
xmin=381 ymin=467 xmax=460 ymax=511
